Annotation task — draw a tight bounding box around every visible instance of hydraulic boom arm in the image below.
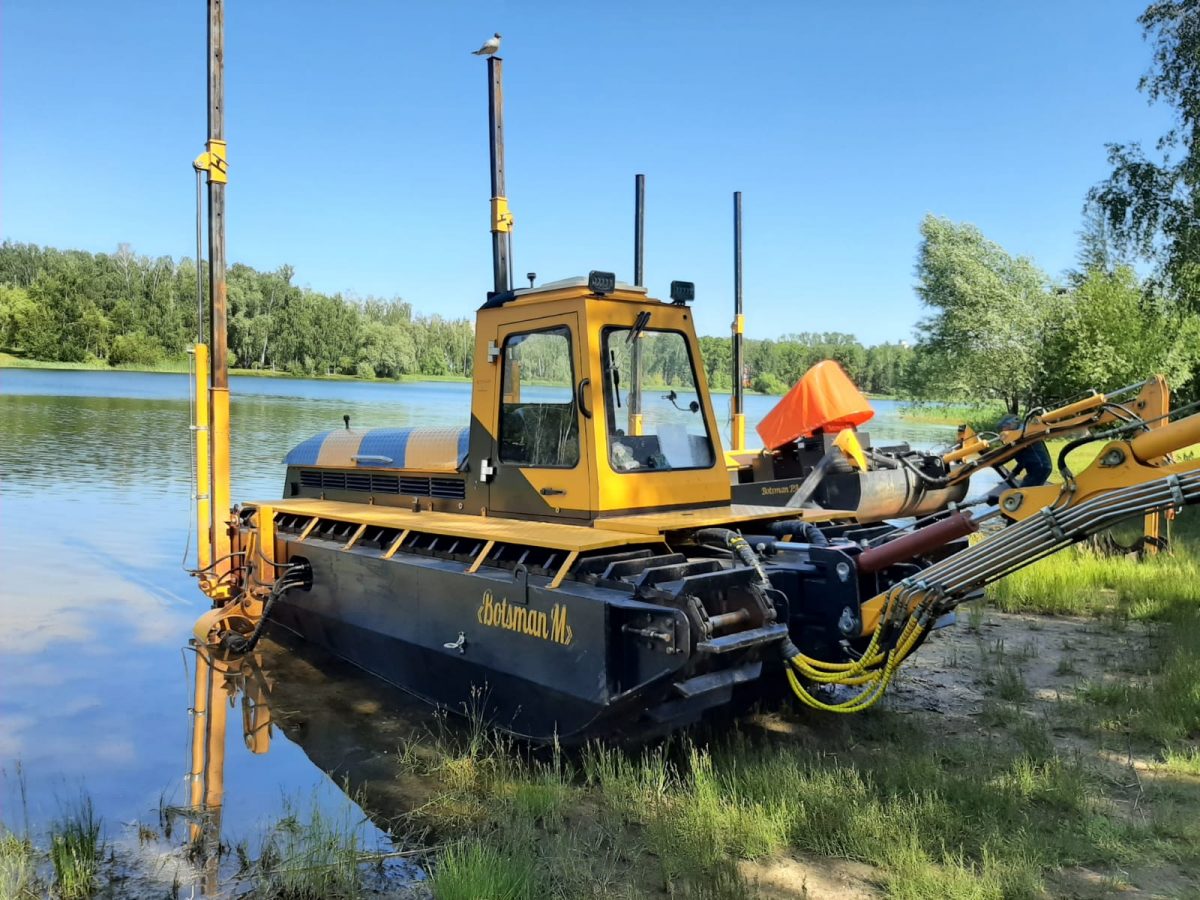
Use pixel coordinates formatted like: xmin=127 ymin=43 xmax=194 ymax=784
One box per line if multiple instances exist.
xmin=784 ymin=404 xmax=1200 ymax=713
xmin=939 ymin=376 xmax=1170 ymax=487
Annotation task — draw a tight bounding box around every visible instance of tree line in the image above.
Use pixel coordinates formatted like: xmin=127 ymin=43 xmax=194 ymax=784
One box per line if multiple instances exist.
xmin=0 ymin=243 xmax=475 ymax=379
xmin=0 ymin=241 xmax=916 ymax=395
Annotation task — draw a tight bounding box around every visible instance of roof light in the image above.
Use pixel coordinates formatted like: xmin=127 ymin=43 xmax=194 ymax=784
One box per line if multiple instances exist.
xmin=588 ymin=270 xmax=616 ymax=295
xmin=670 ymin=280 xmax=695 ymax=304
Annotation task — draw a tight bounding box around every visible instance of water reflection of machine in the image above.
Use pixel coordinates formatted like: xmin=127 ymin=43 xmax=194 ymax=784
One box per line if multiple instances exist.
xmin=185 ymin=643 xmax=272 ymax=895
xmin=184 ymin=637 xmax=438 ymax=895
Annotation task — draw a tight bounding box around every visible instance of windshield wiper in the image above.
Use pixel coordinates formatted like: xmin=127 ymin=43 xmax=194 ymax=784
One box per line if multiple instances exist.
xmin=610 ymin=349 xmax=622 ymax=408
xmin=626 ymin=311 xmax=650 ymax=344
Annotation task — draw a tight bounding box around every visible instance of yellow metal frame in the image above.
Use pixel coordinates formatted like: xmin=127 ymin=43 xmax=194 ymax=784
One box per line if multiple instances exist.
xmin=491 ymin=196 xmax=514 ymax=232
xmin=192 ymin=344 xmax=212 ymax=572
xmin=192 ymin=139 xmax=228 ymax=184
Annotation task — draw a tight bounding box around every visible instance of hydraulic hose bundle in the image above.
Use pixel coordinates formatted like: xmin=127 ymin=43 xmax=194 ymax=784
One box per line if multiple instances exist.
xmin=219 ymin=557 xmax=311 ymax=655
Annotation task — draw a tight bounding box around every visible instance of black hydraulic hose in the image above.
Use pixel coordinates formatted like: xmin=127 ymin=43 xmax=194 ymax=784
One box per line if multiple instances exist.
xmin=222 ymin=574 xmax=306 ymax=654
xmin=891 ymin=450 xmax=950 ymax=488
xmin=866 ymin=449 xmax=900 ymax=470
xmin=767 ymin=520 xmax=829 ymax=547
xmin=695 ymin=528 xmax=770 ymax=587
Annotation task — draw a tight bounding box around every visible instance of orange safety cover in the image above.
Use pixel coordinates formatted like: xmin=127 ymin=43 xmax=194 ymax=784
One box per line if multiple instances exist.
xmin=756 ymin=360 xmax=874 ymax=451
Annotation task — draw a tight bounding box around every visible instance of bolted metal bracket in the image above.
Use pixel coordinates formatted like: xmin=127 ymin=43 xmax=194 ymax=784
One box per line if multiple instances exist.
xmin=490 ymin=196 xmax=514 ymax=233
xmin=479 ymin=458 xmax=496 ymax=482
xmin=487 ymin=340 xmax=501 ymax=363
xmin=192 ymin=139 xmax=228 ymax=184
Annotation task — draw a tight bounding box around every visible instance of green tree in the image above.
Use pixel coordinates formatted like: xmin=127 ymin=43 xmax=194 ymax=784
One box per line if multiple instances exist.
xmin=910 ymin=215 xmax=1054 ymax=413
xmin=1037 ymin=265 xmax=1200 ymax=401
xmin=1090 ymin=0 xmax=1200 ymax=307
xmin=108 ymin=331 xmax=164 ymax=366
xmin=0 ymin=285 xmax=36 ymax=350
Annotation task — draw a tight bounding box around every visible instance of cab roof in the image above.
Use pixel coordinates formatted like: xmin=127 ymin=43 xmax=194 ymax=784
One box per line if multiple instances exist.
xmin=481 ymin=276 xmax=654 ymax=310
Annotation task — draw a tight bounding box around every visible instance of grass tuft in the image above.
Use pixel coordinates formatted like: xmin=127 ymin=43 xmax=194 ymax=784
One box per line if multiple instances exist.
xmin=49 ymin=796 xmax=100 ymax=900
xmin=251 ymin=796 xmax=365 ymax=900
xmin=0 ymin=829 xmax=41 ymax=900
xmin=430 ymin=838 xmax=540 ymax=900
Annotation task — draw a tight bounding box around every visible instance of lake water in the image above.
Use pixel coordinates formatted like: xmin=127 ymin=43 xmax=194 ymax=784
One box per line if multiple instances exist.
xmin=0 ymin=368 xmax=959 ymax=880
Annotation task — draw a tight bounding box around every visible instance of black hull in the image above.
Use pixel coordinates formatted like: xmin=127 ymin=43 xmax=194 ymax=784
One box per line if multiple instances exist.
xmin=268 ymin=537 xmax=779 ymax=742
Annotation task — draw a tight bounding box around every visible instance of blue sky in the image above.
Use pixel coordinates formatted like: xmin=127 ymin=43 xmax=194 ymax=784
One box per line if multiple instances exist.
xmin=2 ymin=1 xmax=1174 ymax=345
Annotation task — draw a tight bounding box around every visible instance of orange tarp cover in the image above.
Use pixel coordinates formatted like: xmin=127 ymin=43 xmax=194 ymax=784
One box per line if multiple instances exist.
xmin=756 ymin=360 xmax=874 ymax=451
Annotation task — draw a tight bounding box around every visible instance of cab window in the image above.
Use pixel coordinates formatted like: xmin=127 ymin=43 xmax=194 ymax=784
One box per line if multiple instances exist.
xmin=499 ymin=327 xmax=579 ymax=468
xmin=602 ymin=328 xmax=715 ymax=472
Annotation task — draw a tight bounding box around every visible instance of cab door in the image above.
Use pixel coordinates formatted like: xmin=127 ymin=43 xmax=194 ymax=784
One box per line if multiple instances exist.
xmin=487 ymin=313 xmax=593 ymax=521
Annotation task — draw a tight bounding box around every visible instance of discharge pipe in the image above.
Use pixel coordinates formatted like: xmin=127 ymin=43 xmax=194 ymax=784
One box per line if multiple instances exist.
xmin=856 ymin=511 xmax=979 ymax=573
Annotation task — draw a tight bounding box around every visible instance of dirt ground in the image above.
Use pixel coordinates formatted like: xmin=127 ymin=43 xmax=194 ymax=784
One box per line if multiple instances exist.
xmin=737 ymin=608 xmax=1200 ymax=899
xmin=248 ymin=614 xmax=1199 ymax=899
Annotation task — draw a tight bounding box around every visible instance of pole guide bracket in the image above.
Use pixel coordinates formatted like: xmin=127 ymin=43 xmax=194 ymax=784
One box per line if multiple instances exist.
xmin=732 ymin=313 xmax=745 ymax=335
xmin=491 ymin=196 xmax=514 ymax=233
xmin=192 ymin=139 xmax=229 ymax=184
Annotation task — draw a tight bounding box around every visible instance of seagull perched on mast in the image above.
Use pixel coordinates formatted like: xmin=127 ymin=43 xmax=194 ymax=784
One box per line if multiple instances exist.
xmin=472 ymin=33 xmax=501 ymax=56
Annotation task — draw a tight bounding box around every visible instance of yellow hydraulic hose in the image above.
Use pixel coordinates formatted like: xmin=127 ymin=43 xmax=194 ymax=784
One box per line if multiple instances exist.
xmin=785 ymin=611 xmax=927 ymax=713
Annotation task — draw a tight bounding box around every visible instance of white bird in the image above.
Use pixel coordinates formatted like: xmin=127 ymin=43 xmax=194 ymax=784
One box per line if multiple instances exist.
xmin=472 ymin=33 xmax=501 ymax=56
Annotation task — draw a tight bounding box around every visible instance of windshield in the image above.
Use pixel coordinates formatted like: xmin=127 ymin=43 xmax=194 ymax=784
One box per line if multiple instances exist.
xmin=602 ymin=328 xmax=715 ymax=472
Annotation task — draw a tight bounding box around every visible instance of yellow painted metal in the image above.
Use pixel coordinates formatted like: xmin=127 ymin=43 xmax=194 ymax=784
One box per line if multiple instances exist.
xmin=731 ymin=413 xmax=746 ymax=454
xmin=488 ymin=310 xmax=595 ymax=516
xmin=834 ymin=428 xmax=867 ymax=471
xmin=595 ymin=503 xmax=856 ymax=536
xmin=343 ymin=523 xmax=368 ymax=550
xmin=467 ymin=540 xmax=496 ymax=573
xmin=383 ymin=529 xmax=410 ymax=559
xmin=629 ymin=412 xmax=644 ymax=437
xmin=192 ymin=138 xmax=228 ymax=184
xmin=732 ymin=313 xmax=745 ymax=335
xmin=210 ymin=386 xmax=232 ymax=582
xmin=267 ymin=498 xmax=642 ymax=551
xmin=192 ymin=344 xmax=212 ymax=573
xmin=491 ymin=196 xmax=514 ymax=233
xmin=549 ymin=549 xmax=579 ymax=590
xmin=298 ymin=516 xmax=320 ymax=541
xmin=255 ymin=505 xmax=277 ymax=584
xmin=582 ymin=297 xmax=732 ymax=515
xmin=943 ymin=435 xmax=990 ymax=463
xmin=1131 ymin=410 xmax=1200 ymax=463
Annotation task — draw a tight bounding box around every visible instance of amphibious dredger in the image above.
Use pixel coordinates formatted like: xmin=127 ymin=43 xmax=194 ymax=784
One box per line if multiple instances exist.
xmin=188 ymin=12 xmax=1200 ymax=741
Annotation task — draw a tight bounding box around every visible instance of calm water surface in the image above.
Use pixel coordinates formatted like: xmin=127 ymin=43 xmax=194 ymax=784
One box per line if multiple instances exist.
xmin=0 ymin=368 xmax=958 ymax=851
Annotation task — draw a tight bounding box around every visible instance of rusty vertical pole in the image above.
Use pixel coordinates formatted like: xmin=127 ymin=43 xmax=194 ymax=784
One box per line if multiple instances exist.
xmin=731 ymin=192 xmax=746 ymax=451
xmin=487 ymin=56 xmax=513 ymax=294
xmin=207 ymin=0 xmax=232 ymax=575
xmin=629 ymin=174 xmax=645 ymax=435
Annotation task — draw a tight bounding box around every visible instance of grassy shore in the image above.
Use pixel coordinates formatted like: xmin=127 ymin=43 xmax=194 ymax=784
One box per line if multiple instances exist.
xmin=898 ymin=400 xmax=1009 ymax=432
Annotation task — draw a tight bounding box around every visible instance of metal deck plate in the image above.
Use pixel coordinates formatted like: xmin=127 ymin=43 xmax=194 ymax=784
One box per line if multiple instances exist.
xmin=260 ymin=499 xmax=643 ymax=552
